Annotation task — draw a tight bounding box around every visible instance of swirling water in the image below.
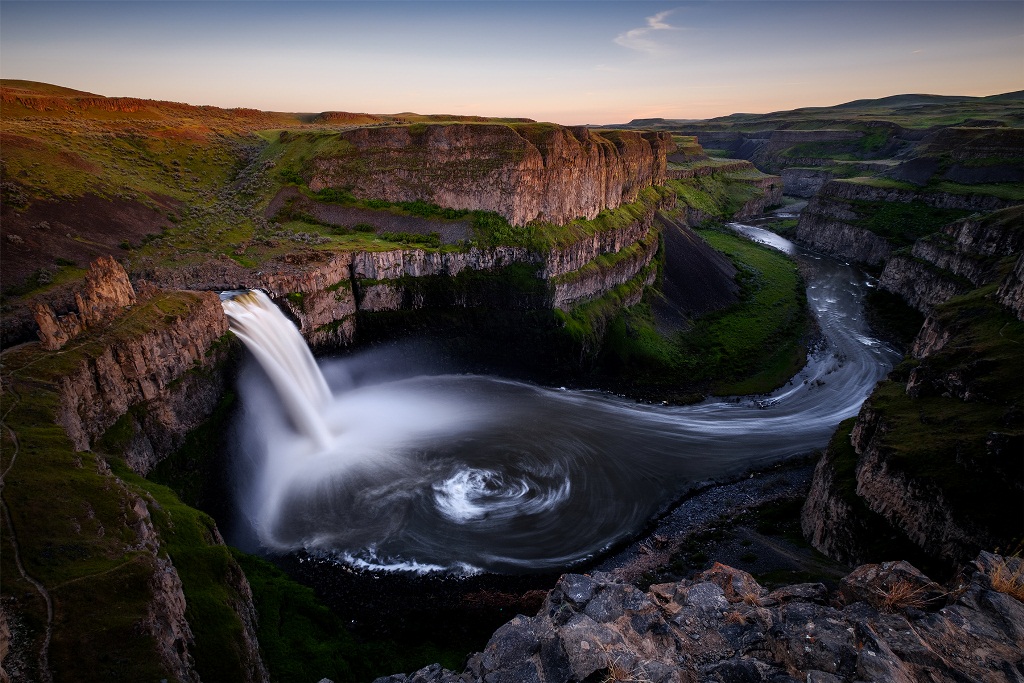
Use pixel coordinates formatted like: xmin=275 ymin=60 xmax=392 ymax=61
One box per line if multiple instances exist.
xmin=224 ymin=224 xmax=899 ymax=574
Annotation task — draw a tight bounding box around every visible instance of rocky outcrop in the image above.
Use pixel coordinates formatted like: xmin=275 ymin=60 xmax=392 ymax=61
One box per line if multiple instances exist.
xmin=877 ymin=256 xmax=968 ymax=314
xmin=796 ymin=207 xmax=893 ymax=266
xmin=733 ymin=175 xmax=783 ymax=219
xmin=552 ymin=232 xmax=659 ymax=310
xmin=377 ymin=554 xmax=1024 ymax=683
xmin=800 ymin=422 xmax=886 ymax=568
xmin=780 ymin=168 xmax=835 ymax=198
xmin=879 ymin=207 xmax=1024 ymax=314
xmin=543 ymin=199 xmax=666 ymax=279
xmin=33 ymin=256 xmax=137 ymax=350
xmin=997 ymin=251 xmax=1024 ymax=320
xmin=54 ymin=291 xmax=230 ymax=475
xmin=304 ymin=124 xmax=674 ymax=226
xmin=796 ymin=180 xmax=1019 ymax=267
xmin=847 ymin=404 xmax=994 ymax=563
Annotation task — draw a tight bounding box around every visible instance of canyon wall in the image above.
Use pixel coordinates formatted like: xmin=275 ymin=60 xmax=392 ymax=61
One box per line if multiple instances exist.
xmin=303 ymin=124 xmax=674 ymax=226
xmin=55 ymin=290 xmax=230 ymax=475
xmin=802 ymin=206 xmax=1024 ymax=569
xmin=879 ymin=206 xmax=1024 ymax=314
xmin=795 ymin=179 xmax=1019 ymax=266
xmin=780 ymin=167 xmax=835 ymax=198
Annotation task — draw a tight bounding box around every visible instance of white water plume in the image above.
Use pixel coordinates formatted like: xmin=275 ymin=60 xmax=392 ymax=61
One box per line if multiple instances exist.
xmin=221 ymin=290 xmax=333 ymax=449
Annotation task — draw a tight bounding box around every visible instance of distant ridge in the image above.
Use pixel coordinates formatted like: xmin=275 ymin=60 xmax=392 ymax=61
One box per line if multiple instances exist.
xmin=612 ymin=90 xmax=1024 ymax=130
xmin=0 ymin=79 xmax=538 ymax=126
xmin=833 ymin=91 xmax=1024 ymax=109
xmin=0 ymin=79 xmax=101 ymax=97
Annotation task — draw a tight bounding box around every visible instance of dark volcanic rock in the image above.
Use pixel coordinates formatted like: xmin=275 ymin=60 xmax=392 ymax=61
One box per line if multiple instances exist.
xmin=374 ymin=554 xmax=1024 ymax=683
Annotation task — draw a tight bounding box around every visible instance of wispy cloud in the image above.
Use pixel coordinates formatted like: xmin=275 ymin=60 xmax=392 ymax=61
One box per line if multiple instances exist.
xmin=614 ymin=10 xmax=681 ymax=55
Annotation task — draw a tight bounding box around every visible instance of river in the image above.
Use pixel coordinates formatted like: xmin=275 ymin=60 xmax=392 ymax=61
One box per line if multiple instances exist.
xmin=224 ymin=221 xmax=899 ymax=574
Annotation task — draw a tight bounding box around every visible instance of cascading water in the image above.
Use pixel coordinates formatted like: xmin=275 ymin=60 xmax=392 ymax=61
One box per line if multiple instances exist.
xmin=222 ymin=223 xmax=899 ymax=574
xmin=222 ymin=291 xmax=334 ymax=448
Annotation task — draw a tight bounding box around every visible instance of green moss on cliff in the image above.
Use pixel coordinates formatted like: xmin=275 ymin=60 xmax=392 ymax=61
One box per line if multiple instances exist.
xmin=0 ymin=292 xmax=257 ymax=682
xmin=847 ymin=199 xmax=972 ymax=247
xmin=589 ymin=228 xmax=811 ymax=399
xmin=846 ymin=280 xmax=1024 ymax=561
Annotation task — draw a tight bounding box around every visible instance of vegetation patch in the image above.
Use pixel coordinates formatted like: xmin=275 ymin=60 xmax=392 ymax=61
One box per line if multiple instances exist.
xmin=865 ymin=284 xmax=1023 ymax=542
xmin=232 ymin=551 xmax=467 ymax=682
xmin=848 ymin=199 xmax=972 ymax=247
xmin=584 ymin=228 xmax=811 ymax=400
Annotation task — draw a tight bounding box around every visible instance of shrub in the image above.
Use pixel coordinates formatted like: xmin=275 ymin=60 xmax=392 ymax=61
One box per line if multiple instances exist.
xmin=278 ymin=169 xmax=304 ymax=185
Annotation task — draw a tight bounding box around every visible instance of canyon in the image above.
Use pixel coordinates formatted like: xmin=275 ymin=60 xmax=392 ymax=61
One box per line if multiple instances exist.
xmin=1 ymin=81 xmax=1022 ymax=683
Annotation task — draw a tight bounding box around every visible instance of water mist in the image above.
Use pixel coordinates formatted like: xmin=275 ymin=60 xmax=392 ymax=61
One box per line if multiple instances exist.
xmin=222 ymin=227 xmax=897 ymax=574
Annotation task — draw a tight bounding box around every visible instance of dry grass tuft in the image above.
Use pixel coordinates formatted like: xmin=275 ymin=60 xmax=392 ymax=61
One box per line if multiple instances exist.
xmin=989 ymin=558 xmax=1024 ymax=602
xmin=724 ymin=610 xmax=748 ymax=626
xmin=873 ymin=579 xmax=933 ymax=612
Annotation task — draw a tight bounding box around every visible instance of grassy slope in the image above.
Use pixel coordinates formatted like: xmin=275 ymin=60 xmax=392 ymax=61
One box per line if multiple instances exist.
xmin=0 ymin=294 xmax=259 ymax=682
xmin=589 ymin=228 xmax=808 ymax=398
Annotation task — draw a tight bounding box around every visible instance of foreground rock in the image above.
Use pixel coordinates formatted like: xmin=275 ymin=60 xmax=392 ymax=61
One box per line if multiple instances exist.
xmin=376 ymin=553 xmax=1023 ymax=683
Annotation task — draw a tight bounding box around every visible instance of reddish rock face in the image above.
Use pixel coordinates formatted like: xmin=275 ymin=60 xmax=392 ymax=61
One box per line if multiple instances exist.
xmin=307 ymin=124 xmax=674 ymax=226
xmin=33 ymin=255 xmax=137 ymax=350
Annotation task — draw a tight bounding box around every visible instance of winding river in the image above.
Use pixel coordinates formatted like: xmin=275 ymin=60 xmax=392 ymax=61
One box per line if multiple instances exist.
xmin=224 ymin=221 xmax=898 ymax=574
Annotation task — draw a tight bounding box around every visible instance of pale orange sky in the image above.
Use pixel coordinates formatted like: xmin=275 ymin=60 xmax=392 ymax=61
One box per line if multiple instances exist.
xmin=2 ymin=1 xmax=1022 ymax=124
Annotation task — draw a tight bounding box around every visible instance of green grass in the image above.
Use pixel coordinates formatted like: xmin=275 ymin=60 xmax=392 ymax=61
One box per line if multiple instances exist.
xmin=685 ymin=229 xmax=811 ymax=394
xmin=0 ymin=292 xmax=252 ymax=682
xmin=848 ymin=199 xmax=973 ymax=248
xmin=781 ymin=128 xmax=892 ymax=161
xmin=927 ymin=180 xmax=1024 ymax=202
xmin=663 ymin=171 xmax=767 ymax=220
xmin=232 ymin=552 xmax=466 ymax=683
xmin=587 ymin=228 xmax=811 ymax=398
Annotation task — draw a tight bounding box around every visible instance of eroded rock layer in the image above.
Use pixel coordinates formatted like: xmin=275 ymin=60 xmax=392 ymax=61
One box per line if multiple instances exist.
xmin=304 ymin=124 xmax=674 ymax=226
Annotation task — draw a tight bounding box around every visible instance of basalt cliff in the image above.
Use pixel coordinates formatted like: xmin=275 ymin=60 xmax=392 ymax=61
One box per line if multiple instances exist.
xmin=799 ymin=206 xmax=1023 ymax=571
xmin=795 ymin=179 xmax=1017 ymax=267
xmin=302 ymin=124 xmax=674 ymax=226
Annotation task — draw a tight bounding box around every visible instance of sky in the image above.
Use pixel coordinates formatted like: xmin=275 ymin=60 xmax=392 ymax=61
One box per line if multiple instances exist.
xmin=1 ymin=1 xmax=1022 ymax=124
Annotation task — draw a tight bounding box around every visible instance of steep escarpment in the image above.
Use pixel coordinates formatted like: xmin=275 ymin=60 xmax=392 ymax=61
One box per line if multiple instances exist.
xmin=378 ymin=554 xmax=1024 ymax=683
xmin=36 ymin=258 xmax=231 ymax=476
xmin=0 ymin=286 xmax=268 ymax=683
xmin=795 ymin=179 xmax=1017 ymax=266
xmin=294 ymin=124 xmax=673 ymax=226
xmin=803 ymin=260 xmax=1023 ymax=568
xmin=879 ymin=206 xmax=1024 ymax=313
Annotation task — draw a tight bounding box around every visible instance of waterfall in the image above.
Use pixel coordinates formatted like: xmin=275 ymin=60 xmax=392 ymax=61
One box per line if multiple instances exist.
xmin=221 ymin=290 xmax=334 ymax=449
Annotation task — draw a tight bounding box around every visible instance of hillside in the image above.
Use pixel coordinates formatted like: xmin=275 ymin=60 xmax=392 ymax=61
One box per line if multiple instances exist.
xmin=1 ymin=81 xmax=802 ymax=682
